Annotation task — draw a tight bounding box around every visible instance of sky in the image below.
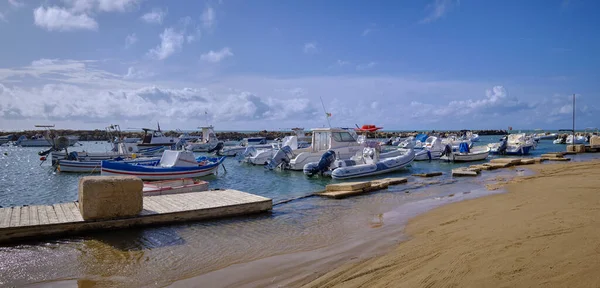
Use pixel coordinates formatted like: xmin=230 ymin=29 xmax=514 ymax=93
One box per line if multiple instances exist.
xmin=0 ymin=0 xmax=598 ymax=131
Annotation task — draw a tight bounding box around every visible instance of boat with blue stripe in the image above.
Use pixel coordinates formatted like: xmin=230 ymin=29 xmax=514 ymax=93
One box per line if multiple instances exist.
xmin=101 ymin=150 xmax=226 ymax=180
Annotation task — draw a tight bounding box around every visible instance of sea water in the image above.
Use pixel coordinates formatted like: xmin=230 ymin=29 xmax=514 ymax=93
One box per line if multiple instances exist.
xmin=0 ymin=136 xmax=591 ymax=287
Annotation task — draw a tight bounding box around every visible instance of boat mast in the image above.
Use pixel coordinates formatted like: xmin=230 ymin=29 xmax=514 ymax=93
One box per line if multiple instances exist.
xmin=319 ymin=96 xmax=331 ymax=128
xmin=572 ymin=94 xmax=575 ymax=145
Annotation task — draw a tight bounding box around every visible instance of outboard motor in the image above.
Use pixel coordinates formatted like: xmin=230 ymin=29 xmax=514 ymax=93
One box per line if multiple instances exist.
xmin=243 ymin=146 xmax=257 ymax=158
xmin=207 ymin=142 xmax=224 ymax=154
xmin=303 ymin=150 xmax=336 ymax=177
xmin=266 ymin=146 xmax=294 ymax=170
xmin=38 ymin=147 xmax=57 ymax=156
xmin=498 ymin=137 xmax=508 ymax=155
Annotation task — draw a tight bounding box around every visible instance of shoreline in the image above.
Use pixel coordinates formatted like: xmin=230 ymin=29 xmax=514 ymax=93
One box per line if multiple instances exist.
xmin=302 ymin=160 xmax=600 ymax=287
xmin=170 ymin=169 xmax=524 ymax=287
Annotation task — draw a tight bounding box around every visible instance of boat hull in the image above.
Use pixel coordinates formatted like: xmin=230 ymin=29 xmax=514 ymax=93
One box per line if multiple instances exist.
xmin=440 ymin=149 xmax=489 ymax=162
xmin=100 ymin=157 xmax=225 ymax=180
xmin=331 ymin=153 xmax=415 ymax=180
xmin=59 ymin=158 xmax=160 ymax=173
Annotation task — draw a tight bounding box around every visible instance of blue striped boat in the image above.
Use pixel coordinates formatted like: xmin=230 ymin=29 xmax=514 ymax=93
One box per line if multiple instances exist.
xmin=58 ymin=157 xmax=161 ymax=173
xmin=101 ymin=151 xmax=226 ymax=180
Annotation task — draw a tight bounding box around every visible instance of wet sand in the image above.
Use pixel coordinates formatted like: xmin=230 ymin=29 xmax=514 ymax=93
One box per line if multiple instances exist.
xmin=303 ymin=160 xmax=600 ymax=288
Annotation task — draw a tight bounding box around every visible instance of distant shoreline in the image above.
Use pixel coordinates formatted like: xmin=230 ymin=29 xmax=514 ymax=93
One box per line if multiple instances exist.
xmin=0 ymin=129 xmax=510 ymax=141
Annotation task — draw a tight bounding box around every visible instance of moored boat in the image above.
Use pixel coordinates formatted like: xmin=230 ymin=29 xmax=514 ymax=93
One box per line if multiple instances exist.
xmin=58 ymin=156 xmax=161 ymax=173
xmin=303 ymin=143 xmax=415 ymax=179
xmin=143 ymin=178 xmax=209 ymax=196
xmin=101 ymin=150 xmax=225 ymax=180
xmin=440 ymin=143 xmax=490 ymax=162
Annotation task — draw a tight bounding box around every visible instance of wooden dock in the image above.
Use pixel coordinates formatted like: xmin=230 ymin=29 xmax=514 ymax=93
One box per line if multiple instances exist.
xmin=0 ymin=190 xmax=272 ymax=244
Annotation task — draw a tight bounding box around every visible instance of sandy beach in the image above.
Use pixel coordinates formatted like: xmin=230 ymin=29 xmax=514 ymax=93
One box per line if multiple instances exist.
xmin=303 ymin=160 xmax=600 ymax=288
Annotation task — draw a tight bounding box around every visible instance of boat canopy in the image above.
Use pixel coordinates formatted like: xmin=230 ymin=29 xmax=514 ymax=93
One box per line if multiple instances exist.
xmin=415 ymin=134 xmax=428 ymax=143
xmin=459 ymin=142 xmax=470 ymax=153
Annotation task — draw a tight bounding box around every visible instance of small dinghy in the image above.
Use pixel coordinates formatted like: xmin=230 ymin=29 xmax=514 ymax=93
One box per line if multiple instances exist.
xmin=101 ymin=150 xmax=225 ymax=180
xmin=440 ymin=143 xmax=489 ymax=162
xmin=303 ymin=143 xmax=415 ymax=179
xmin=143 ymin=178 xmax=209 ymax=196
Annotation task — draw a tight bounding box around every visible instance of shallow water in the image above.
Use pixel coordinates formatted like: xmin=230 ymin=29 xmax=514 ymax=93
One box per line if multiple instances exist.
xmin=0 ymin=136 xmax=594 ymax=287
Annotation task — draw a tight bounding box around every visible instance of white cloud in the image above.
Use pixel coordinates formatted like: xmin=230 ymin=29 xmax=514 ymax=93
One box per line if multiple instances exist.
xmin=8 ymin=0 xmax=24 ymax=8
xmin=201 ymin=7 xmax=215 ymax=29
xmin=96 ymin=0 xmax=140 ymax=12
xmin=356 ymin=62 xmax=377 ymax=70
xmin=337 ymin=60 xmax=350 ymax=66
xmin=303 ymin=42 xmax=318 ymax=54
xmin=124 ymin=67 xmax=154 ymax=79
xmin=62 ymin=0 xmax=140 ymax=13
xmin=125 ymin=33 xmax=137 ymax=48
xmin=0 ymin=12 xmax=6 ymax=22
xmin=147 ymin=28 xmax=185 ymax=60
xmin=200 ymin=47 xmax=233 ymax=63
xmin=33 ymin=6 xmax=98 ymax=31
xmin=1 ymin=60 xmax=597 ymax=130
xmin=141 ymin=8 xmax=166 ymax=24
xmin=421 ymin=0 xmax=457 ymax=23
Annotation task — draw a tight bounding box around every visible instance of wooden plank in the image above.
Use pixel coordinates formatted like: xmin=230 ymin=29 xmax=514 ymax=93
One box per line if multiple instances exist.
xmin=29 ymin=205 xmax=39 ymax=226
xmin=66 ymin=203 xmax=83 ymax=222
xmin=37 ymin=205 xmax=49 ymax=225
xmin=144 ymin=197 xmax=171 ymax=213
xmin=58 ymin=203 xmax=76 ymax=223
xmin=19 ymin=206 xmax=30 ymax=227
xmin=158 ymin=195 xmax=185 ymax=211
xmin=0 ymin=191 xmax=273 ymax=244
xmin=52 ymin=204 xmax=68 ymax=223
xmin=9 ymin=206 xmax=21 ymax=227
xmin=0 ymin=207 xmax=12 ymax=228
xmin=45 ymin=205 xmax=60 ymax=224
xmin=142 ymin=198 xmax=162 ymax=213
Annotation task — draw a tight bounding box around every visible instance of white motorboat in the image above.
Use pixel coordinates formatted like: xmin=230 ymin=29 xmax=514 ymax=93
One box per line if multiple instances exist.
xmin=398 ymin=134 xmax=427 ymax=149
xmin=185 ymin=126 xmax=222 ymax=152
xmin=15 ymin=134 xmax=79 ymax=147
xmin=266 ymin=128 xmax=364 ymax=171
xmin=441 ymin=136 xmax=472 ymax=150
xmin=488 ymin=133 xmax=535 ymax=155
xmin=566 ymin=134 xmax=587 ymax=144
xmin=413 ymin=136 xmax=445 ymax=161
xmin=303 ymin=145 xmax=415 ymax=179
xmin=136 ymin=124 xmax=179 ymax=148
xmin=533 ymin=129 xmax=557 ymax=141
xmin=440 ymin=143 xmax=490 ymax=162
xmin=0 ymin=134 xmax=13 ymax=145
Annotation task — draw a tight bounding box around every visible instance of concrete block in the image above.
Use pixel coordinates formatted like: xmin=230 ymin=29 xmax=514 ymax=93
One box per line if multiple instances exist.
xmin=591 ymin=136 xmax=600 ymax=148
xmin=380 ymin=177 xmax=408 ymax=185
xmin=520 ymin=159 xmax=536 ymax=165
xmin=490 ymin=158 xmax=522 ymax=166
xmin=78 ymin=176 xmax=143 ymax=221
xmin=541 ymin=153 xmax=563 ymax=158
xmin=326 ymin=181 xmax=371 ymax=192
xmin=452 ymin=169 xmax=478 ymax=177
xmin=412 ymin=172 xmax=443 ymax=177
xmin=567 ymin=144 xmax=586 ymax=153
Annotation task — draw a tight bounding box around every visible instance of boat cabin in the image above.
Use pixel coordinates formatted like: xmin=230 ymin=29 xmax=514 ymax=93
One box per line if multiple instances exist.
xmin=140 ymin=128 xmax=175 ymax=144
xmin=310 ymin=127 xmax=360 ymax=152
xmin=199 ymin=126 xmax=218 ymax=144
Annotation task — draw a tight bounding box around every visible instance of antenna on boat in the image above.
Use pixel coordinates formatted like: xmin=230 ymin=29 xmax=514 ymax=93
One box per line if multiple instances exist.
xmin=319 ymin=96 xmax=331 ymax=128
xmin=572 ymin=93 xmax=576 ymax=147
xmin=204 ymin=110 xmax=209 ymax=127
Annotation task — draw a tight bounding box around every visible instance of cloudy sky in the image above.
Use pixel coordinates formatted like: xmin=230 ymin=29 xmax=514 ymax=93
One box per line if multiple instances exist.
xmin=0 ymin=0 xmax=598 ymax=131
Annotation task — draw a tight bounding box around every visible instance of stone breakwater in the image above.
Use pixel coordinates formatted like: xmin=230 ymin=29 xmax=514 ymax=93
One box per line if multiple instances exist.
xmin=0 ymin=129 xmax=514 ymax=142
xmin=0 ymin=129 xmax=511 ymax=142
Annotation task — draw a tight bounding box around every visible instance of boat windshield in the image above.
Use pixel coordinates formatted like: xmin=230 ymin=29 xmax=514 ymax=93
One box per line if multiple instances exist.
xmin=332 ymin=132 xmax=356 ymax=142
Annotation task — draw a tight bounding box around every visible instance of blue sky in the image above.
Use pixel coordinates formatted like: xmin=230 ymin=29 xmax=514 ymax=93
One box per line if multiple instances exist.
xmin=0 ymin=0 xmax=598 ymax=131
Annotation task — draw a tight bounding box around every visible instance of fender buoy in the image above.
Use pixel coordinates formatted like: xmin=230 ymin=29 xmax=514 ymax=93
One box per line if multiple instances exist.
xmin=40 ymin=156 xmax=46 ymax=161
